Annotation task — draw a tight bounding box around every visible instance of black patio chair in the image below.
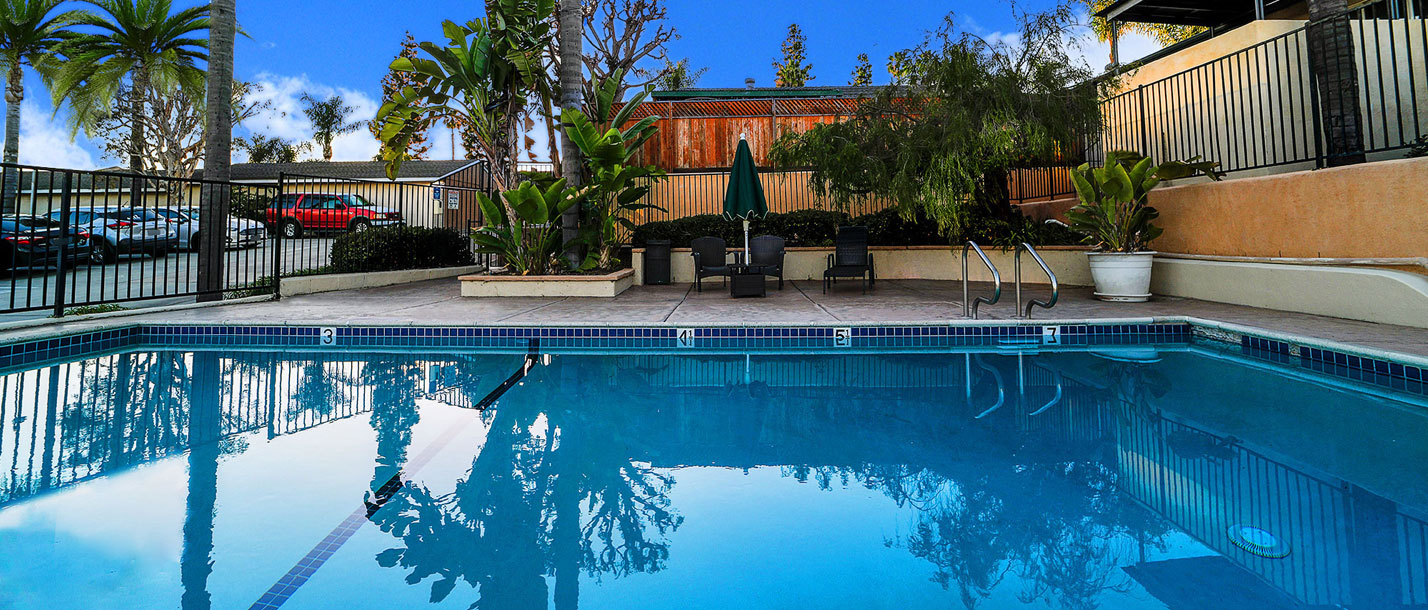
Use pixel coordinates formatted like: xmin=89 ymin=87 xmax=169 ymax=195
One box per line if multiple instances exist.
xmin=823 ymin=226 xmax=875 ymax=294
xmin=690 ymin=236 xmax=731 ymax=292
xmin=747 ymin=235 xmax=786 ymax=290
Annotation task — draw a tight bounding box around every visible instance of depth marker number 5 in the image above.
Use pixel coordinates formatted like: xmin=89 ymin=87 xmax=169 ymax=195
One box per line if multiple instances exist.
xmin=677 ymin=328 xmax=695 ymax=348
xmin=320 ymin=327 xmax=337 ymax=347
xmin=833 ymin=328 xmax=852 ymax=348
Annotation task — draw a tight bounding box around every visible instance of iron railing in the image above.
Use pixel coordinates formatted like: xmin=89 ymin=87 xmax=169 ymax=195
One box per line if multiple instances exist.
xmin=270 ymin=173 xmax=492 ymax=282
xmin=0 ymin=163 xmax=276 ymax=316
xmin=1090 ymin=0 xmax=1428 ymax=173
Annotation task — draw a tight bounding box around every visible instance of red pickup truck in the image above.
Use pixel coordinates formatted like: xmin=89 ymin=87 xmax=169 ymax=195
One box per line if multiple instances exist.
xmin=265 ymin=193 xmax=404 ymax=238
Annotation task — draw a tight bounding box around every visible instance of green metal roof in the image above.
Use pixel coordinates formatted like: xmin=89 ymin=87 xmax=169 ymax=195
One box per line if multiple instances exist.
xmin=651 ymin=86 xmax=886 ymax=101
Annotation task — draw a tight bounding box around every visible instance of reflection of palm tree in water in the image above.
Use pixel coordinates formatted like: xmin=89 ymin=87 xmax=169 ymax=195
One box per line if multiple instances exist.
xmin=363 ymin=355 xmax=424 ymax=514
xmin=364 ymin=356 xmax=682 ymax=610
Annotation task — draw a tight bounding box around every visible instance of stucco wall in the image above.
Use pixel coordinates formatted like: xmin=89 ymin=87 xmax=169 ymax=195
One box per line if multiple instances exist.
xmin=1148 ymin=156 xmax=1428 ymax=259
xmin=632 ymin=245 xmax=1093 ymax=286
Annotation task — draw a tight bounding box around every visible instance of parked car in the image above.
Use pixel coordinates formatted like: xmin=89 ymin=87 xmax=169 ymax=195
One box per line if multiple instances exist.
xmin=264 ymin=193 xmax=404 ymax=238
xmin=47 ymin=207 xmax=178 ymax=264
xmin=153 ymin=206 xmax=266 ymax=251
xmin=0 ymin=216 xmax=95 ymax=274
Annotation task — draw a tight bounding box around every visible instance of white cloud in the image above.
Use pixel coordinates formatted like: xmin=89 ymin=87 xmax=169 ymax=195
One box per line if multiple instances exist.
xmin=17 ymin=101 xmax=99 ymax=169
xmin=239 ymin=73 xmax=381 ymax=162
xmin=236 ymin=72 xmax=558 ymax=164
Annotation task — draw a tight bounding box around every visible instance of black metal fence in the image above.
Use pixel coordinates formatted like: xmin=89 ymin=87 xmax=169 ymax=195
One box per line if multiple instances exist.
xmin=0 ymin=163 xmax=498 ymax=317
xmin=270 ymin=173 xmax=490 ymax=283
xmin=0 ymin=163 xmax=276 ymax=316
xmin=1092 ymin=0 xmax=1428 ymax=173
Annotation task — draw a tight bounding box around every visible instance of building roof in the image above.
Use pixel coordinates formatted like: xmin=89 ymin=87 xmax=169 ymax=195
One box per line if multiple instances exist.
xmin=1095 ymin=0 xmax=1299 ymax=26
xmin=650 ymin=85 xmax=890 ymax=101
xmin=227 ymin=159 xmax=487 ymax=183
xmin=618 ymin=86 xmax=895 ymax=120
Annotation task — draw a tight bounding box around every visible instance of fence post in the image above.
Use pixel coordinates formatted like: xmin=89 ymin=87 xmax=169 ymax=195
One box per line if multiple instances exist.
xmin=51 ymin=172 xmax=73 ymax=318
xmin=1137 ymin=85 xmax=1148 ymax=156
xmin=272 ymin=173 xmax=284 ymax=299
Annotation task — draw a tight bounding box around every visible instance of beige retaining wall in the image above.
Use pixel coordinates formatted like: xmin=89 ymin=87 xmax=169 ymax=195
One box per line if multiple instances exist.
xmin=632 ymin=246 xmax=1093 ymax=286
xmin=281 ymin=265 xmax=485 ymax=297
xmin=1153 ymin=258 xmax=1428 ymax=328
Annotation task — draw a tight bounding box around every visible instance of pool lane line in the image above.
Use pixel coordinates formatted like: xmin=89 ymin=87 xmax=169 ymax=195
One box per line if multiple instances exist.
xmin=245 ymin=410 xmax=481 ymax=610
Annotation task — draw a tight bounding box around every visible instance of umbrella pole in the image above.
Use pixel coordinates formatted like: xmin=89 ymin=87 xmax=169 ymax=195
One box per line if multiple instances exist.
xmin=743 ymin=219 xmax=751 ymax=263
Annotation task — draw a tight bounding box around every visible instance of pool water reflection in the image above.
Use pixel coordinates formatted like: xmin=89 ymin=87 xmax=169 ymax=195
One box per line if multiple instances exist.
xmin=0 ymin=344 xmax=1425 ymax=609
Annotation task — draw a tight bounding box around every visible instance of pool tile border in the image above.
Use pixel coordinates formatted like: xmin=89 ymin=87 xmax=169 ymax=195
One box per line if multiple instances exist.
xmin=2 ymin=319 xmax=1424 ymax=396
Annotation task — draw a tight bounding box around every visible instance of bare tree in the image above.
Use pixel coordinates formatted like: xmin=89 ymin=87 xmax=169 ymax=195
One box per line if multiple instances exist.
xmin=94 ymin=80 xmax=266 ymax=180
xmin=580 ymin=0 xmax=677 ymax=102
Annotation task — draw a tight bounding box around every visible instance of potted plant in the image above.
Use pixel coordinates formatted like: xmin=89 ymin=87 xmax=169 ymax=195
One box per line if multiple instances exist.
xmin=1067 ymin=152 xmax=1222 ymax=302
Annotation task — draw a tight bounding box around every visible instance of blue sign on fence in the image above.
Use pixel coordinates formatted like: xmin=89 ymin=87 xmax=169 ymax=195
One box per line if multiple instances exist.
xmin=432 ymin=186 xmax=441 ymax=200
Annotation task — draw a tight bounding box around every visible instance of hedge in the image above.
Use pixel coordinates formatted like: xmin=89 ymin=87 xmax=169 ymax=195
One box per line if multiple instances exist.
xmin=630 ymin=208 xmax=1081 ymax=248
xmin=330 ymin=226 xmax=476 ymax=273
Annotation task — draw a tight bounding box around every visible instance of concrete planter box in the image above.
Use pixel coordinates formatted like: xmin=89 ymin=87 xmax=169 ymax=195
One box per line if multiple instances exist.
xmin=460 ymin=268 xmax=635 ymax=298
xmin=282 ymin=265 xmax=485 ymax=297
xmin=632 ymin=245 xmax=1093 ymax=286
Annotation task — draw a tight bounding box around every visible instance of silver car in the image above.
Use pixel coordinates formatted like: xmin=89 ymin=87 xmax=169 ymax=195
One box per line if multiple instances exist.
xmin=47 ymin=207 xmax=178 ymax=264
xmin=154 ymin=207 xmax=266 ymax=250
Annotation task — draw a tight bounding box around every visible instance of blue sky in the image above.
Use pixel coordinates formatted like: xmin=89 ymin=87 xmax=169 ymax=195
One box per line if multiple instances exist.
xmin=18 ymin=0 xmax=1159 ymax=169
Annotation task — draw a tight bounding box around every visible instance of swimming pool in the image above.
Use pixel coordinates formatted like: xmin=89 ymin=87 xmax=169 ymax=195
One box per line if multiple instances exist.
xmin=1 ymin=324 xmax=1426 ymax=609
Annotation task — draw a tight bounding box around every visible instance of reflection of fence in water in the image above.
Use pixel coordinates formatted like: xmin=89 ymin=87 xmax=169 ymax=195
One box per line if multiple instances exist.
xmin=0 ymin=352 xmax=489 ymax=508
xmin=1113 ymin=409 xmax=1428 ymax=607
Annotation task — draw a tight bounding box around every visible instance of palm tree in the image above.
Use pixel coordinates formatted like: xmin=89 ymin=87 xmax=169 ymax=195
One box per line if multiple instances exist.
xmin=45 ymin=0 xmax=210 ymax=173
xmin=556 ymin=0 xmax=583 ymax=266
xmin=0 ymin=0 xmax=87 ymax=213
xmin=196 ymin=0 xmax=232 ymax=302
xmin=300 ymin=93 xmax=360 ymax=161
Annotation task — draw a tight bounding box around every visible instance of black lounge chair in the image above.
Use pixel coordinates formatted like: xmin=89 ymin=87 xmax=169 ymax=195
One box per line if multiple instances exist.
xmin=691 ymin=236 xmax=731 ymax=292
xmin=747 ymin=235 xmax=786 ymax=289
xmin=823 ymin=226 xmax=875 ymax=294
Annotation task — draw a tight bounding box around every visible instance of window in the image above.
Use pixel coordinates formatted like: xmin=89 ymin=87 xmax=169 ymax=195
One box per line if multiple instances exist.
xmin=298 ymin=196 xmax=324 ymax=210
xmin=339 ymin=195 xmax=374 ymax=208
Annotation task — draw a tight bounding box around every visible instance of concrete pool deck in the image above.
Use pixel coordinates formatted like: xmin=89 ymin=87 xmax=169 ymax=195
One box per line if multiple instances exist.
xmin=4 ymin=278 xmax=1428 ymax=359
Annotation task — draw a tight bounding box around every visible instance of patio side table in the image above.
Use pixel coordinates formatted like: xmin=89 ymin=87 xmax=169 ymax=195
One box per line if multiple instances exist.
xmin=729 ymin=264 xmax=766 ymax=298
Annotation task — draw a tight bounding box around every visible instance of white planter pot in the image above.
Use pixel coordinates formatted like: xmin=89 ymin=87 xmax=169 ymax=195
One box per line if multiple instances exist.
xmin=1086 ymin=252 xmax=1156 ymax=302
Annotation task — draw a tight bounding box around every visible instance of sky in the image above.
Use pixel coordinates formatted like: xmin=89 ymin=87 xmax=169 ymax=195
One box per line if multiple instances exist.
xmin=16 ymin=0 xmax=1161 ymax=170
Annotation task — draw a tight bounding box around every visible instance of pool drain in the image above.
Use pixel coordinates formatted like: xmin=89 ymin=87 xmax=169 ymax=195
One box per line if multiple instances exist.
xmin=1227 ymin=524 xmax=1291 ymax=558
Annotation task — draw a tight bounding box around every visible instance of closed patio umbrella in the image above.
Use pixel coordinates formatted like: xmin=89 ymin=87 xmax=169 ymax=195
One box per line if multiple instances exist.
xmin=722 ymin=134 xmax=769 ymax=262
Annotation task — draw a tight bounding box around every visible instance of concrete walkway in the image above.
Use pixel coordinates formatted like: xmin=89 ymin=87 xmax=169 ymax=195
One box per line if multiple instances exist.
xmin=5 ymin=278 xmax=1428 ymax=358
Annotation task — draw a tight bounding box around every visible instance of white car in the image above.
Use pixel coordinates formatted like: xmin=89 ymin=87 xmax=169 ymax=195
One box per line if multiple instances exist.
xmin=47 ymin=207 xmax=178 ymax=264
xmin=154 ymin=207 xmax=266 ymax=251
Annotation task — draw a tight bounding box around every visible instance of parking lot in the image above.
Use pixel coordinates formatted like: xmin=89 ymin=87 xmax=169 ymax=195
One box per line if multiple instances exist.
xmin=0 ymin=237 xmax=335 ymax=320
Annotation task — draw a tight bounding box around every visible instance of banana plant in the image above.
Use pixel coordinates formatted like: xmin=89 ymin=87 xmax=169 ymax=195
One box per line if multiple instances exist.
xmin=373 ymin=0 xmax=553 ymax=187
xmin=1066 ymin=153 xmax=1223 ymax=253
xmin=472 ymin=179 xmax=583 ymax=275
xmin=561 ymin=70 xmax=667 ymax=270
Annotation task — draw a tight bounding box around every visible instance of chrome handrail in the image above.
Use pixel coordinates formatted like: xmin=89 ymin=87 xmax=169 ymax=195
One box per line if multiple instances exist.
xmin=962 ymin=241 xmax=1001 ymax=320
xmin=1014 ymin=242 xmax=1059 ymax=319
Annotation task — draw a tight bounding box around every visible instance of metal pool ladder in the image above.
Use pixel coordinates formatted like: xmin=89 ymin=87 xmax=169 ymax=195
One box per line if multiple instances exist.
xmin=1014 ymin=242 xmax=1059 ymax=319
xmin=962 ymin=241 xmax=1001 ymax=319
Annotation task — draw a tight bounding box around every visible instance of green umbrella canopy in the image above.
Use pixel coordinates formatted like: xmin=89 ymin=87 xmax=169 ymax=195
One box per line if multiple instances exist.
xmin=722 ymin=138 xmax=769 ymax=220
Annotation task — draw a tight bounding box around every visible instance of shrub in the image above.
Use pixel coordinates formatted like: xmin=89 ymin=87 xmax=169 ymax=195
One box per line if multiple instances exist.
xmin=757 ymin=209 xmax=847 ymax=246
xmin=850 ymin=208 xmax=945 ymax=246
xmin=330 ymin=226 xmax=475 ymax=274
xmin=630 ymin=208 xmax=1082 ymax=248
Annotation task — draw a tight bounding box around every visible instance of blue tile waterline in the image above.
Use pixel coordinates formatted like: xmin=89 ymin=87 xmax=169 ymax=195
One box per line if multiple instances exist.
xmin=4 ymin=321 xmax=1425 ymax=395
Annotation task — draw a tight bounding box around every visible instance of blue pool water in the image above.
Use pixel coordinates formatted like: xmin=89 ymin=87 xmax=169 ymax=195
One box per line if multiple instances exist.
xmin=1 ymin=335 xmax=1426 ymax=609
